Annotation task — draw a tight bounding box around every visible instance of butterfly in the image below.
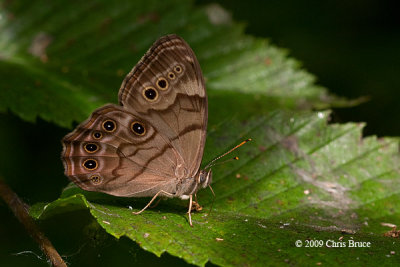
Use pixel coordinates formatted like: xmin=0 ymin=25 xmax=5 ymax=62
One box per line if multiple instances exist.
xmin=62 ymin=34 xmax=249 ymax=226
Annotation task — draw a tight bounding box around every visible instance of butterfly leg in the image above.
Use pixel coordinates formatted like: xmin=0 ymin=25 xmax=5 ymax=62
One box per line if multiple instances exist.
xmin=133 ymin=190 xmax=174 ymax=215
xmin=149 ymin=198 xmax=162 ymax=209
xmin=187 ymin=194 xmax=193 ymax=226
xmin=191 ymin=193 xmax=203 ymax=211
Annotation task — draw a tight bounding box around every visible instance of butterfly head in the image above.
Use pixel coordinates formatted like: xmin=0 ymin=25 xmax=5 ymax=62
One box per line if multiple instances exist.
xmin=197 ymin=169 xmax=212 ymax=189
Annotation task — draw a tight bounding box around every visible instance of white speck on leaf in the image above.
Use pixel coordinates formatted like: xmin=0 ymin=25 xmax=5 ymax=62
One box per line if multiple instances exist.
xmin=205 ymin=4 xmax=231 ymax=25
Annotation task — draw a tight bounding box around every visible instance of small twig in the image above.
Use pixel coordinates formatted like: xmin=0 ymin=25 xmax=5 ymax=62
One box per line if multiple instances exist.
xmin=0 ymin=176 xmax=67 ymax=267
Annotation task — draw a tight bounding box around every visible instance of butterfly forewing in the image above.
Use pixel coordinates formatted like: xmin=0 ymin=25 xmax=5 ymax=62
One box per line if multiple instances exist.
xmin=118 ymin=35 xmax=207 ymax=178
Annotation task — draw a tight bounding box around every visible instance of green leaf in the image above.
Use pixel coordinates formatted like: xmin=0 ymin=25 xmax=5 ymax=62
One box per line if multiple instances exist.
xmin=31 ymin=111 xmax=400 ymax=266
xmin=0 ymin=0 xmax=339 ymax=128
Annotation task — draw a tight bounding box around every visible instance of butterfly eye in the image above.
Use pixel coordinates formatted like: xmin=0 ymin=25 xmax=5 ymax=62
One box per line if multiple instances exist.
xmin=199 ymin=175 xmax=205 ymax=183
xmin=84 ymin=143 xmax=99 ymax=153
xmin=168 ymin=72 xmax=176 ymax=80
xmin=142 ymin=87 xmax=158 ymax=101
xmin=82 ymin=159 xmax=98 ymax=170
xmin=102 ymin=120 xmax=116 ymax=132
xmin=174 ymin=65 xmax=183 ymax=73
xmin=131 ymin=121 xmax=146 ymax=136
xmin=156 ymin=77 xmax=168 ymax=90
xmin=92 ymin=132 xmax=103 ymax=139
xmin=90 ymin=175 xmax=102 ymax=185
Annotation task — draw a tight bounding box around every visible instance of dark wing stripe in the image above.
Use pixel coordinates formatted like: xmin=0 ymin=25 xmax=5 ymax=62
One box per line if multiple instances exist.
xmin=125 ymin=123 xmax=203 ymax=182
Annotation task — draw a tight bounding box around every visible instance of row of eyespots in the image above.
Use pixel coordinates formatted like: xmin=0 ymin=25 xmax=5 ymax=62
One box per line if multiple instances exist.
xmin=142 ymin=64 xmax=183 ymax=102
xmin=81 ymin=119 xmax=147 ymax=183
xmin=81 ymin=160 xmax=102 ymax=185
xmin=80 ymin=119 xmax=118 ymax=185
xmin=79 ymin=158 xmax=102 ymax=184
xmin=87 ymin=119 xmax=146 ymax=139
xmin=82 ymin=120 xmax=117 ymax=155
xmin=84 ymin=120 xmax=103 ymax=182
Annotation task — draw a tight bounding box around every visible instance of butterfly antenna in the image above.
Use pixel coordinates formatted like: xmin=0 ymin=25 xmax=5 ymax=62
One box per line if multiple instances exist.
xmin=207 ymin=156 xmax=239 ymax=168
xmin=205 ymin=138 xmax=252 ymax=169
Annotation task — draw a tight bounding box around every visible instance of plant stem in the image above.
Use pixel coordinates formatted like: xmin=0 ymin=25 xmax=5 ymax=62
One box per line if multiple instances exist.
xmin=0 ymin=176 xmax=67 ymax=267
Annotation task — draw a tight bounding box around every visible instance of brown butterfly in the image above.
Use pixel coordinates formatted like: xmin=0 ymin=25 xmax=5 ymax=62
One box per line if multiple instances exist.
xmin=62 ymin=34 xmax=249 ymax=226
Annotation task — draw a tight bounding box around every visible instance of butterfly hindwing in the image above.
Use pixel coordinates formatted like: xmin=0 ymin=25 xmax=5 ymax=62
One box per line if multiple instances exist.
xmin=62 ymin=104 xmax=180 ymax=197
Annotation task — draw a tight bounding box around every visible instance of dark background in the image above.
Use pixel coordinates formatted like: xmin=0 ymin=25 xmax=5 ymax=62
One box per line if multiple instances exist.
xmin=198 ymin=0 xmax=400 ymax=137
xmin=1 ymin=0 xmax=399 ymax=266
